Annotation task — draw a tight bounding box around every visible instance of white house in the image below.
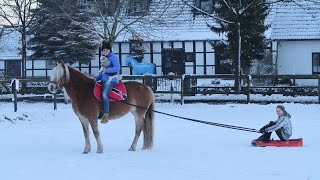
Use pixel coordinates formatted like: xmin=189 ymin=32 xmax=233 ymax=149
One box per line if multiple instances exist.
xmin=270 ymin=1 xmax=320 ymax=77
xmin=0 ymin=26 xmax=53 ymax=78
xmin=0 ymin=0 xmax=224 ymax=78
xmin=89 ymin=0 xmax=223 ymax=76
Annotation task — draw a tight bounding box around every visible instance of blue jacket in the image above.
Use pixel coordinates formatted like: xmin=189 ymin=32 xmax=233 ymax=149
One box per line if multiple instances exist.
xmin=96 ymin=52 xmax=120 ymax=83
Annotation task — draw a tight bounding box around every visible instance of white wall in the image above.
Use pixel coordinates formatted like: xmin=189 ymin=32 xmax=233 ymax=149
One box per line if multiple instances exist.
xmin=0 ymin=61 xmax=4 ymax=77
xmin=277 ymin=40 xmax=320 ymax=85
xmin=0 ymin=61 xmax=4 ymax=69
xmin=277 ymin=40 xmax=320 ymax=74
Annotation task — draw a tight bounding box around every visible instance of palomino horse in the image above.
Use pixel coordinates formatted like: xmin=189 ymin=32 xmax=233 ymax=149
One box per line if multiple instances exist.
xmin=48 ymin=61 xmax=154 ymax=154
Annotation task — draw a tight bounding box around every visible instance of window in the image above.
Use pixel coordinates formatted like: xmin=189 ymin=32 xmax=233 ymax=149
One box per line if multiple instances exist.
xmin=185 ymin=52 xmax=195 ymax=62
xmin=127 ymin=0 xmax=150 ymax=16
xmin=312 ymin=53 xmax=320 ymax=74
xmin=194 ymin=0 xmax=215 ymax=14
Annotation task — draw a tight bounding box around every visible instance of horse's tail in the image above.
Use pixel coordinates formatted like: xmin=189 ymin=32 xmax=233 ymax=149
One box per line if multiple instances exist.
xmin=143 ymin=91 xmax=155 ymax=149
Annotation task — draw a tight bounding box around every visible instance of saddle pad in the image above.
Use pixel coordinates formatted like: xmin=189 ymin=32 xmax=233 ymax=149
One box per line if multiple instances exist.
xmin=94 ymin=82 xmax=127 ymax=101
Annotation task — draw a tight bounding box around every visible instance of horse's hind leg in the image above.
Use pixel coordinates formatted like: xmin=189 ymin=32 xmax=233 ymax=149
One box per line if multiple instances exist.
xmin=129 ymin=113 xmax=144 ymax=151
xmin=88 ymin=119 xmax=103 ymax=154
xmin=79 ymin=116 xmax=91 ymax=154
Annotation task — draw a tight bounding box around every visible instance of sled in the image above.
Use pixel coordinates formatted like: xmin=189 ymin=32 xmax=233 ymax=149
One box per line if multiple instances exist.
xmin=251 ymin=138 xmax=303 ymax=147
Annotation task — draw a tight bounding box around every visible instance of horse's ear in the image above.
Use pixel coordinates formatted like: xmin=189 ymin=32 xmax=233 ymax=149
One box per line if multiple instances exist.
xmin=60 ymin=60 xmax=65 ymax=66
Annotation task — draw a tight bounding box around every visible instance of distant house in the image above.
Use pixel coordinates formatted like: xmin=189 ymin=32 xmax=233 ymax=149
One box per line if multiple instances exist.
xmin=88 ymin=0 xmax=223 ymax=76
xmin=0 ymin=26 xmax=55 ymax=78
xmin=0 ymin=26 xmax=23 ymax=78
xmin=270 ymin=1 xmax=320 ymax=77
xmin=0 ymin=0 xmax=225 ymax=78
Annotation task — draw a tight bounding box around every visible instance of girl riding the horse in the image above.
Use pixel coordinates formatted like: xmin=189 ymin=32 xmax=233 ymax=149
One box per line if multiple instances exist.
xmin=95 ymin=40 xmax=120 ymax=123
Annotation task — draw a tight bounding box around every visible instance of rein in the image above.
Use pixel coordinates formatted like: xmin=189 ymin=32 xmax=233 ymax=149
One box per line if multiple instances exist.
xmin=111 ymin=98 xmax=261 ymax=133
xmin=52 ymin=65 xmax=260 ymax=133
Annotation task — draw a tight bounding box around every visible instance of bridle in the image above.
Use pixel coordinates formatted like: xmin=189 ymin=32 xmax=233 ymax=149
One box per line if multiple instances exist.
xmin=50 ymin=63 xmax=68 ymax=90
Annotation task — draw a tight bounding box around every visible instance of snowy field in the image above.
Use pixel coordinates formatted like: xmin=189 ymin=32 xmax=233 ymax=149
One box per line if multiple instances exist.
xmin=1 ymin=102 xmax=319 ymax=180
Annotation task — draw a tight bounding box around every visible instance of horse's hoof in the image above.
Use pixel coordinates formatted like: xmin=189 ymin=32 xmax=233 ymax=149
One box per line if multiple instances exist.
xmin=128 ymin=147 xmax=135 ymax=151
xmin=96 ymin=148 xmax=103 ymax=154
xmin=82 ymin=148 xmax=91 ymax=154
xmin=96 ymin=150 xmax=103 ymax=154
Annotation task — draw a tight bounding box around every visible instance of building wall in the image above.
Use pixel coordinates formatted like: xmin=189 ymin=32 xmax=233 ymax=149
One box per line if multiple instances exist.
xmin=109 ymin=40 xmax=216 ymax=76
xmin=277 ymin=40 xmax=320 ymax=85
xmin=0 ymin=40 xmax=217 ymax=78
xmin=0 ymin=61 xmax=4 ymax=76
xmin=277 ymin=40 xmax=320 ymax=74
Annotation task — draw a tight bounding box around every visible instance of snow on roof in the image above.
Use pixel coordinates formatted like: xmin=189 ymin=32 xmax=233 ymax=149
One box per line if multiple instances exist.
xmin=271 ymin=1 xmax=320 ymax=40
xmin=112 ymin=0 xmax=224 ymax=42
xmin=0 ymin=26 xmax=33 ymax=61
xmin=0 ymin=26 xmax=23 ymax=61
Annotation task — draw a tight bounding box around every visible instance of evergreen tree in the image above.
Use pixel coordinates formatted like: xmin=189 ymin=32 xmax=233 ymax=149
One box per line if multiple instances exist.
xmin=29 ymin=0 xmax=99 ymax=64
xmin=211 ymin=0 xmax=268 ymax=76
xmin=130 ymin=35 xmax=145 ymax=63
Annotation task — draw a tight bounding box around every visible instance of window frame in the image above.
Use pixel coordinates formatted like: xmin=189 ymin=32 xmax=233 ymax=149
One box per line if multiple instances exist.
xmin=126 ymin=0 xmax=150 ymax=16
xmin=194 ymin=0 xmax=215 ymax=14
xmin=312 ymin=52 xmax=320 ymax=74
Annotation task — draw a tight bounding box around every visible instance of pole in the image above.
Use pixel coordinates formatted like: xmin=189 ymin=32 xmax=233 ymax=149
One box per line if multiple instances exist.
xmin=181 ymin=74 xmax=185 ymax=105
xmin=237 ymin=21 xmax=241 ymax=93
xmin=247 ymin=75 xmax=251 ymax=104
xmin=12 ymin=79 xmax=17 ymax=112
xmin=54 ymin=93 xmax=57 ymax=110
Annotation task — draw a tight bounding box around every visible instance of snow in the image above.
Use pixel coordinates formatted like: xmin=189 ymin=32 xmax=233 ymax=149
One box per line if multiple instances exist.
xmin=271 ymin=1 xmax=320 ymax=40
xmin=1 ymin=101 xmax=319 ymax=180
xmin=0 ymin=26 xmax=33 ymax=61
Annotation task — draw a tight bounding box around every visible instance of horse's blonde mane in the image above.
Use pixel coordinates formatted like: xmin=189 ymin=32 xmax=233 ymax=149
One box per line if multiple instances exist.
xmin=50 ymin=63 xmax=70 ymax=84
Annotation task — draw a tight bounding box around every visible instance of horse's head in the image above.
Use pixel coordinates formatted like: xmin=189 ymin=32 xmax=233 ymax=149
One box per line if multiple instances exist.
xmin=48 ymin=60 xmax=70 ymax=93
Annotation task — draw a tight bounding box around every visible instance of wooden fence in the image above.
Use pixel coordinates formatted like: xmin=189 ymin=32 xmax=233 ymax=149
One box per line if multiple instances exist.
xmin=1 ymin=74 xmax=320 ymax=111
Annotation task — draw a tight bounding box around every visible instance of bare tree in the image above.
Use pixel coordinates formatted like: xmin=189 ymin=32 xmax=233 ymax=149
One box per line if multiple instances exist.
xmin=0 ymin=0 xmax=38 ymax=79
xmin=61 ymin=0 xmax=181 ymax=45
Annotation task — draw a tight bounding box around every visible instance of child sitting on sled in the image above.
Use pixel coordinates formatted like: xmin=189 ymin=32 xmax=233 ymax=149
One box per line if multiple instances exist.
xmin=255 ymin=105 xmax=292 ymax=142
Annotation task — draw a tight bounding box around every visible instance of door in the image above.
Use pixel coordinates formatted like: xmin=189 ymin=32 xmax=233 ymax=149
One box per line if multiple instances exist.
xmin=161 ymin=48 xmax=185 ymax=75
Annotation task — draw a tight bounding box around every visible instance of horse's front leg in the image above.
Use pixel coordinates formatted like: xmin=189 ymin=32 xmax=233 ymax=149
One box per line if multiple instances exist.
xmin=89 ymin=118 xmax=103 ymax=154
xmin=79 ymin=116 xmax=91 ymax=154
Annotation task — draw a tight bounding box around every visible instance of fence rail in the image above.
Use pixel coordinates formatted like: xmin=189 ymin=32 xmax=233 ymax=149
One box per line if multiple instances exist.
xmin=1 ymin=74 xmax=320 ymax=111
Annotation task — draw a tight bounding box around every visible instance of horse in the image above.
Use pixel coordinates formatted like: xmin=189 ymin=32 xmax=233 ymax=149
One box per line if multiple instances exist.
xmin=48 ymin=61 xmax=155 ymax=154
xmin=125 ymin=56 xmax=156 ymax=75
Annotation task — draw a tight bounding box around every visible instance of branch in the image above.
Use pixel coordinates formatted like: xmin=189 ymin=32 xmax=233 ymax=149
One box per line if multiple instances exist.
xmin=181 ymin=0 xmax=235 ymax=24
xmin=56 ymin=2 xmax=103 ymax=38
xmin=222 ymin=0 xmax=237 ymax=15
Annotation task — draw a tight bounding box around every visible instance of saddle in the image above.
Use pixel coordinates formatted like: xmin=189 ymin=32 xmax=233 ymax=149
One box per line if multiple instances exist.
xmin=93 ymin=81 xmax=127 ymax=101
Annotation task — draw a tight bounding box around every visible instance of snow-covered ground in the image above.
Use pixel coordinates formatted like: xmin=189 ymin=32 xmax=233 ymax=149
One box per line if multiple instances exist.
xmin=1 ymin=102 xmax=319 ymax=180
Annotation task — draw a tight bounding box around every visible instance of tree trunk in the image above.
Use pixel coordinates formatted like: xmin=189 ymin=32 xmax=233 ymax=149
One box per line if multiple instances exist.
xmin=234 ymin=21 xmax=241 ymax=93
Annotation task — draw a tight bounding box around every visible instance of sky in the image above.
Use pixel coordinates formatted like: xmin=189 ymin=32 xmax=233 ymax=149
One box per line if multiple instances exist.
xmin=0 ymin=101 xmax=319 ymax=180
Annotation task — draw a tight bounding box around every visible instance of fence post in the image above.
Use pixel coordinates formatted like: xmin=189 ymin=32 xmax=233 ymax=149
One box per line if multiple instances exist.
xmin=12 ymin=79 xmax=17 ymax=112
xmin=53 ymin=93 xmax=57 ymax=110
xmin=181 ymin=74 xmax=185 ymax=105
xmin=318 ymin=75 xmax=320 ymax=104
xmin=247 ymin=75 xmax=251 ymax=104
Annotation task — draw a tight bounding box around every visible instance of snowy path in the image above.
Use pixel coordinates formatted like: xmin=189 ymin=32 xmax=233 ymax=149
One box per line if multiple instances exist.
xmin=1 ymin=102 xmax=319 ymax=180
